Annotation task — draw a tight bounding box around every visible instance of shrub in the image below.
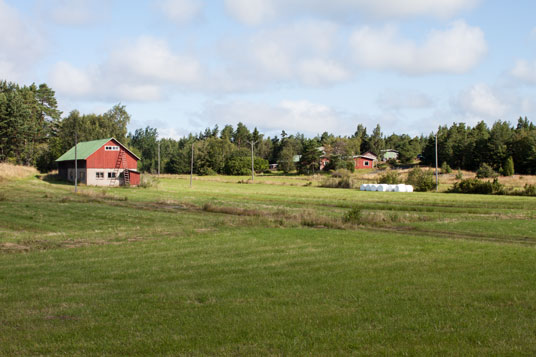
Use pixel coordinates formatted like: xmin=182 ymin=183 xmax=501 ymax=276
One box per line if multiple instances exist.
xmin=518 ymin=184 xmax=536 ymax=196
xmin=377 ymin=170 xmax=401 ymax=184
xmin=455 ymin=169 xmax=463 ymax=180
xmin=198 ymin=166 xmax=217 ymax=176
xmin=321 ymin=169 xmax=355 ymax=189
xmin=224 ymin=156 xmax=268 ymax=176
xmin=344 ymin=160 xmax=356 ymax=173
xmin=503 ymin=157 xmax=515 ymax=176
xmin=386 ymin=158 xmax=398 ymax=167
xmin=405 ymin=167 xmax=435 ymax=192
xmin=343 ymin=207 xmax=362 ymax=224
xmin=441 ymin=161 xmax=452 ymax=174
xmin=448 ymin=178 xmax=506 ymax=195
xmin=476 ymin=163 xmax=498 ymax=178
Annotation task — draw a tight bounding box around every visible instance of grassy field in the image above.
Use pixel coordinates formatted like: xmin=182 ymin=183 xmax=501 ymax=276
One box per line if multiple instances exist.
xmin=1 ymin=171 xmax=536 ymax=355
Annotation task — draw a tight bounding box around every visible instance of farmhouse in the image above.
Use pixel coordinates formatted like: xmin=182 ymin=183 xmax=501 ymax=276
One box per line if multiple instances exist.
xmin=353 ymin=151 xmax=378 ymax=169
xmin=56 ymin=138 xmax=140 ymax=186
xmin=381 ymin=149 xmax=399 ymax=161
xmin=319 ymin=151 xmax=378 ymax=170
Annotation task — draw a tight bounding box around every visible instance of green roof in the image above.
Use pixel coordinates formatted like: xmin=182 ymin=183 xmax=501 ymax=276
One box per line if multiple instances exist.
xmin=56 ymin=138 xmax=112 ymax=162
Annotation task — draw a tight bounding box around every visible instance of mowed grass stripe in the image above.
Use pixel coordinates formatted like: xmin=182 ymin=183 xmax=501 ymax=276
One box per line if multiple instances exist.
xmin=2 ymin=227 xmax=536 ymax=355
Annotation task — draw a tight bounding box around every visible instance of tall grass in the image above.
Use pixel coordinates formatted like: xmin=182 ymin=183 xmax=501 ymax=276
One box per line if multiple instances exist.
xmin=0 ymin=163 xmax=38 ymax=182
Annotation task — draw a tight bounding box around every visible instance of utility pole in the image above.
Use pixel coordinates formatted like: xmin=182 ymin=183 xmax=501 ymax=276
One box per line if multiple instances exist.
xmin=74 ymin=118 xmax=78 ymax=193
xmin=157 ymin=141 xmax=161 ymax=176
xmin=247 ymin=140 xmax=258 ymax=181
xmin=435 ymin=133 xmax=439 ymax=192
xmin=190 ymin=142 xmax=194 ymax=188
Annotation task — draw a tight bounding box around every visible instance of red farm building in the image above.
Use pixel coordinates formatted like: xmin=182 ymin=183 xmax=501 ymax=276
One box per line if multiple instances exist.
xmin=56 ymin=138 xmax=141 ymax=186
xmin=320 ymin=151 xmax=378 ymax=171
xmin=353 ymin=151 xmax=378 ymax=169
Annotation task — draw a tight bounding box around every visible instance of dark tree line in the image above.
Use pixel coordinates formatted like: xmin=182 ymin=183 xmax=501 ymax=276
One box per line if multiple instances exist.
xmin=421 ymin=119 xmax=536 ymax=174
xmin=2 ymin=80 xmax=536 ymax=175
xmin=1 ymin=80 xmax=131 ymax=172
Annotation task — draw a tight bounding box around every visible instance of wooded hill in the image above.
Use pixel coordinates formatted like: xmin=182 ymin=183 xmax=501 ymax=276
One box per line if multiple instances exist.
xmin=1 ymin=80 xmax=536 ymax=175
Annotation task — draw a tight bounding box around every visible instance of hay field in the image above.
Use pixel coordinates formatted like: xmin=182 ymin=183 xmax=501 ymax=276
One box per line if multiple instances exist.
xmin=1 ymin=174 xmax=536 ymax=355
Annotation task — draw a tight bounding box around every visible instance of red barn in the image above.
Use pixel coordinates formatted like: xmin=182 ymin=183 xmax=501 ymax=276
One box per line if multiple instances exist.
xmin=353 ymin=152 xmax=378 ymax=169
xmin=56 ymin=138 xmax=141 ymax=186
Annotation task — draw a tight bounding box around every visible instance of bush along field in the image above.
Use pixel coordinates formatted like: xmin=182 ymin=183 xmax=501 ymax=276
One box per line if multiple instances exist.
xmin=1 ymin=171 xmax=536 ymax=355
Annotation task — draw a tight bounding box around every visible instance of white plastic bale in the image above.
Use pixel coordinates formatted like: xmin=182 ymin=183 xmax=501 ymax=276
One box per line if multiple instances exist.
xmin=406 ymin=185 xmax=414 ymax=192
xmin=396 ymin=184 xmax=407 ymax=193
xmin=377 ymin=184 xmax=386 ymax=192
xmin=370 ymin=184 xmax=378 ymax=191
xmin=360 ymin=184 xmax=366 ymax=191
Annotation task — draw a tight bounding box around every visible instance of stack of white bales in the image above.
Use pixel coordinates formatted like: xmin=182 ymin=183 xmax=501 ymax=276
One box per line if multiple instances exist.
xmin=359 ymin=184 xmax=413 ymax=192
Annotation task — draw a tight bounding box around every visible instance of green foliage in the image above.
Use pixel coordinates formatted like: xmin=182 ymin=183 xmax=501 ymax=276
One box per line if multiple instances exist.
xmin=165 ymin=150 xmax=190 ymax=174
xmin=224 ymin=156 xmax=268 ymax=175
xmin=519 ymin=184 xmax=536 ymax=196
xmin=197 ymin=166 xmax=217 ymax=176
xmin=378 ymin=170 xmax=401 ymax=184
xmin=441 ymin=161 xmax=452 ymax=174
xmin=343 ymin=207 xmax=362 ymax=224
xmin=476 ymin=163 xmax=498 ymax=178
xmin=405 ymin=167 xmax=435 ymax=192
xmin=321 ymin=169 xmax=355 ymax=188
xmin=455 ymin=169 xmax=463 ymax=180
xmin=448 ymin=178 xmax=506 ymax=195
xmin=297 ymin=140 xmax=321 ymax=174
xmin=503 ymin=156 xmax=515 ymax=176
xmin=277 ymin=143 xmax=296 ymax=173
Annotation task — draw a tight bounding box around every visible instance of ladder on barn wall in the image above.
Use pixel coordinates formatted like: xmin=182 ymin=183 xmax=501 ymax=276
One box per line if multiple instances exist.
xmin=111 ymin=150 xmax=130 ymax=186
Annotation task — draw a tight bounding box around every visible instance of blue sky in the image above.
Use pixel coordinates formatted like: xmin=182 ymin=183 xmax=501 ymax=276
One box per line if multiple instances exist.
xmin=2 ymin=0 xmax=536 ymax=138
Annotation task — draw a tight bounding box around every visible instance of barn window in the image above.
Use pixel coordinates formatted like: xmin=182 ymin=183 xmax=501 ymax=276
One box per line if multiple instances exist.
xmin=364 ymin=161 xmax=369 ymax=166
xmin=108 ymin=172 xmax=116 ymax=178
xmin=105 ymin=146 xmax=119 ymax=151
xmin=96 ymin=172 xmax=104 ymax=179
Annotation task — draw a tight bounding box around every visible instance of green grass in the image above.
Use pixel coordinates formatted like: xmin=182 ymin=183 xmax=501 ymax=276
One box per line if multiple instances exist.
xmin=1 ymin=175 xmax=536 ymax=355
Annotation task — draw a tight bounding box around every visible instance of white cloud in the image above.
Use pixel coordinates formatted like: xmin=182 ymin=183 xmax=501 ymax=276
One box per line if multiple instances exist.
xmin=107 ymin=36 xmax=201 ymax=84
xmin=49 ymin=36 xmax=202 ymax=101
xmin=0 ymin=0 xmax=45 ymax=81
xmin=511 ymin=59 xmax=536 ymax=84
xmin=297 ymin=59 xmax=349 ymax=85
xmin=198 ymin=100 xmax=352 ymax=135
xmin=456 ymin=84 xmax=507 ymax=120
xmin=377 ymin=90 xmax=434 ymax=111
xmin=224 ymin=0 xmax=479 ymax=25
xmin=221 ymin=20 xmax=350 ymax=87
xmin=49 ymin=61 xmax=95 ymax=97
xmin=47 ymin=0 xmax=110 ymax=26
xmin=224 ymin=0 xmax=275 ymax=25
xmin=156 ymin=0 xmax=204 ymax=24
xmin=350 ymin=21 xmax=487 ymax=75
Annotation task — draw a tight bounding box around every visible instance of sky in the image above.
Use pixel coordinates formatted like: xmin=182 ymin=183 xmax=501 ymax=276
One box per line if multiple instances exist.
xmin=2 ymin=0 xmax=536 ymax=139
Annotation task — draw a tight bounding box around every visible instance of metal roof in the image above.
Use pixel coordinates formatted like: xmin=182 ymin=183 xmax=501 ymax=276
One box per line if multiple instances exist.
xmin=55 ymin=138 xmax=140 ymax=162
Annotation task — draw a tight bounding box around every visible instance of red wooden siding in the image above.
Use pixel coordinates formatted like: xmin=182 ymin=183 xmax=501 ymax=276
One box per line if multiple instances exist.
xmin=86 ymin=139 xmax=138 ymax=170
xmin=129 ymin=171 xmax=140 ymax=186
xmin=353 ymin=157 xmax=374 ymax=169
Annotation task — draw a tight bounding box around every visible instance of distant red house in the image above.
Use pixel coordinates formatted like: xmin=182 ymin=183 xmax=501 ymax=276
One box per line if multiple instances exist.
xmin=320 ymin=151 xmax=378 ymax=171
xmin=56 ymin=138 xmax=140 ymax=186
xmin=353 ymin=152 xmax=378 ymax=169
